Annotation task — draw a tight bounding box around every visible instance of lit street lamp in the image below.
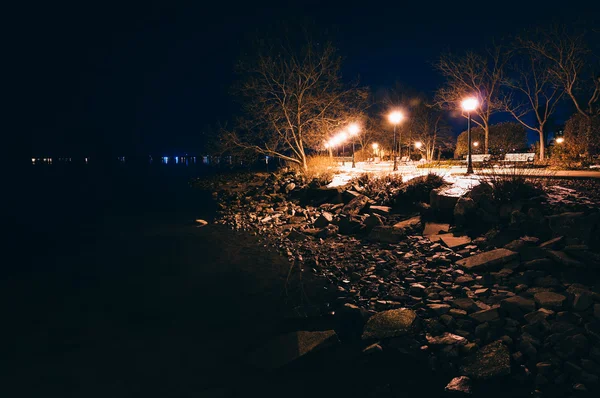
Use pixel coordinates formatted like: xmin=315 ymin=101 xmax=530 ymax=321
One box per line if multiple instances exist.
xmin=388 ymin=111 xmax=404 ymax=171
xmin=372 ymin=142 xmax=379 ymax=161
xmin=461 ymin=97 xmax=479 ymax=174
xmin=414 ymin=141 xmax=422 ymax=149
xmin=348 ymin=123 xmax=360 ymax=168
xmin=556 ymin=137 xmax=564 ymax=144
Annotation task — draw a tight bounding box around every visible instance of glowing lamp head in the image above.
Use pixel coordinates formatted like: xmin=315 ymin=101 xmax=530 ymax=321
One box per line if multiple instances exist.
xmin=372 ymin=143 xmax=379 ymax=150
xmin=461 ymin=97 xmax=479 ymax=112
xmin=338 ymin=131 xmax=348 ymax=141
xmin=414 ymin=141 xmax=422 ymax=149
xmin=348 ymin=123 xmax=360 ymax=136
xmin=556 ymin=137 xmax=564 ymax=144
xmin=473 ymin=141 xmax=479 ymax=147
xmin=388 ymin=111 xmax=404 ymax=124
xmin=324 ymin=142 xmax=330 ymax=149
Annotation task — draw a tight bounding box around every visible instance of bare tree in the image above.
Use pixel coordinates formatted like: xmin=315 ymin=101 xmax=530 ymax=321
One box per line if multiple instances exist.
xmin=526 ymin=27 xmax=600 ymax=156
xmin=224 ymin=40 xmax=367 ymax=171
xmin=435 ymin=47 xmax=507 ymax=154
xmin=502 ymin=37 xmax=564 ymax=160
xmin=407 ymin=102 xmax=453 ymax=161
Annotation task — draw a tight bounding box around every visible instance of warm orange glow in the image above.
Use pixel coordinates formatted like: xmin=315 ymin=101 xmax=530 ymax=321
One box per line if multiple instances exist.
xmin=348 ymin=123 xmax=360 ymax=136
xmin=556 ymin=137 xmax=564 ymax=144
xmin=473 ymin=141 xmax=479 ymax=147
xmin=414 ymin=141 xmax=422 ymax=149
xmin=461 ymin=97 xmax=479 ymax=112
xmin=388 ymin=111 xmax=404 ymax=124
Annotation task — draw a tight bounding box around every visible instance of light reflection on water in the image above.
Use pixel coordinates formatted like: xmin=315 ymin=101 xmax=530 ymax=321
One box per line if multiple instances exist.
xmin=31 ymin=156 xmax=203 ymax=166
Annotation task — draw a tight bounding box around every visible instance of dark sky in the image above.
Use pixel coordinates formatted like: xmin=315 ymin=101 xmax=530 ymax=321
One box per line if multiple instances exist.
xmin=12 ymin=1 xmax=598 ymax=156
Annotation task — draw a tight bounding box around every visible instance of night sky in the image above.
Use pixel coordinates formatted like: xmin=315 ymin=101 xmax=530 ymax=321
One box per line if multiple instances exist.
xmin=12 ymin=1 xmax=598 ymax=157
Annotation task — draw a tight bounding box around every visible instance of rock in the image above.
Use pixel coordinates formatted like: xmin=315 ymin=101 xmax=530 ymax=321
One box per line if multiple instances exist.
xmin=342 ymin=194 xmax=369 ymax=216
xmin=546 ymin=250 xmax=584 ymax=268
xmin=456 ymin=248 xmax=518 ymax=272
xmin=368 ymin=226 xmax=405 ymax=243
xmin=369 ymin=205 xmax=391 ymax=216
xmin=539 ymin=236 xmax=564 ymax=249
xmin=546 ymin=211 xmax=599 ymax=245
xmin=305 ymin=186 xmax=343 ymax=205
xmin=534 ymin=292 xmax=567 ymax=310
xmin=393 ymin=216 xmax=421 ymax=232
xmin=523 ymin=258 xmax=555 ymax=270
xmin=453 ymin=298 xmax=479 ymax=313
xmin=567 ymin=285 xmax=594 ymax=312
xmin=287 ymin=230 xmax=309 ymax=241
xmin=195 ymin=219 xmax=208 ymax=227
xmin=313 ymin=212 xmax=333 ymax=228
xmin=317 ymin=224 xmax=338 ymax=238
xmin=427 ymin=332 xmax=467 ymax=346
xmin=427 ymin=303 xmax=451 ymax=315
xmin=363 ymin=214 xmax=383 ymax=230
xmin=338 ymin=217 xmax=363 ymax=235
xmin=533 ymin=275 xmax=560 ymax=287
xmin=284 ymin=182 xmax=296 ymax=193
xmin=524 ymin=309 xmax=554 ymax=324
xmin=362 ymin=308 xmax=418 ymax=340
xmin=445 ymin=376 xmax=472 ymax=394
xmin=248 ymin=330 xmax=339 ymax=369
xmin=469 ymin=308 xmax=500 ymax=323
xmin=362 ymin=343 xmax=383 ymax=355
xmin=501 ymin=296 xmax=536 ymax=320
xmin=560 ymin=334 xmax=589 ymax=358
xmin=460 ymin=341 xmax=511 ymax=380
xmin=423 ymin=222 xmax=450 ymax=236
xmin=454 ymin=196 xmax=476 ymax=226
xmin=439 ymin=234 xmax=472 ymax=249
xmin=431 ymin=188 xmax=460 ymax=220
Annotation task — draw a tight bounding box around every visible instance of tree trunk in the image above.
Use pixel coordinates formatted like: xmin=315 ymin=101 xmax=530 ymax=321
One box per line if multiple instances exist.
xmin=538 ymin=131 xmax=545 ymax=161
xmin=484 ymin=126 xmax=489 ymax=154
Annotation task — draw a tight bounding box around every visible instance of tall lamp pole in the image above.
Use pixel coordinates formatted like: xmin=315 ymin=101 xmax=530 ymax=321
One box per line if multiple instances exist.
xmin=348 ymin=123 xmax=360 ymax=168
xmin=461 ymin=97 xmax=479 ymax=175
xmin=388 ymin=111 xmax=404 ymax=171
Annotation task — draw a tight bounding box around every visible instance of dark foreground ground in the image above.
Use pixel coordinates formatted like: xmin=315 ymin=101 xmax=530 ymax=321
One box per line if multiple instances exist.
xmin=4 ymin=165 xmax=459 ymax=398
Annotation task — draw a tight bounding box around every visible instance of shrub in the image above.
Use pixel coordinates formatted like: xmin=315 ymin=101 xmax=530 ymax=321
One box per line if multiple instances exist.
xmin=350 ymin=173 xmax=405 ymax=205
xmin=301 ymin=155 xmax=337 ymax=185
xmin=479 ymin=166 xmax=547 ymax=204
xmin=350 ymin=172 xmax=446 ymax=208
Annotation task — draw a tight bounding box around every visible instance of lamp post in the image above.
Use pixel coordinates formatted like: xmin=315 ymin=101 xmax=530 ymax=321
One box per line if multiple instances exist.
xmin=388 ymin=111 xmax=404 ymax=171
xmin=372 ymin=142 xmax=379 ymax=162
xmin=348 ymin=123 xmax=360 ymax=168
xmin=461 ymin=97 xmax=479 ymax=175
xmin=555 ymin=137 xmax=564 ymax=144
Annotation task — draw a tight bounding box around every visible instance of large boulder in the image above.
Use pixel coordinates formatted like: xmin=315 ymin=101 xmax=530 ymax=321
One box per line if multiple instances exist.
xmin=313 ymin=212 xmax=333 ymax=228
xmin=430 ymin=188 xmax=460 ymax=221
xmin=362 ymin=308 xmax=418 ymax=339
xmin=460 ymin=341 xmax=511 ymax=380
xmin=368 ymin=225 xmax=406 ymax=243
xmin=534 ymin=292 xmax=567 ymax=310
xmin=342 ymin=194 xmax=370 ymax=216
xmin=456 ymin=248 xmax=518 ymax=272
xmin=546 ymin=211 xmax=600 ymax=245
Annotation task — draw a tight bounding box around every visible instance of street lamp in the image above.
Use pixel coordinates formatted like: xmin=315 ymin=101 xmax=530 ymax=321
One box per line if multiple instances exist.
xmin=388 ymin=111 xmax=404 ymax=171
xmin=348 ymin=123 xmax=360 ymax=168
xmin=414 ymin=141 xmax=422 ymax=149
xmin=556 ymin=137 xmax=564 ymax=144
xmin=461 ymin=97 xmax=479 ymax=174
xmin=372 ymin=142 xmax=379 ymax=161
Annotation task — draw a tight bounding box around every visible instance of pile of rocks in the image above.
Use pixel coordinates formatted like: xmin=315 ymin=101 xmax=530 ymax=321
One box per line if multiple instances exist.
xmin=204 ymin=171 xmax=600 ymax=396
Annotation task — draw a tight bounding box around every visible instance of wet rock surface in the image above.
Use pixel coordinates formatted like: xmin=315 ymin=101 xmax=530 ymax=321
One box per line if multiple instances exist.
xmin=195 ymin=171 xmax=600 ymax=397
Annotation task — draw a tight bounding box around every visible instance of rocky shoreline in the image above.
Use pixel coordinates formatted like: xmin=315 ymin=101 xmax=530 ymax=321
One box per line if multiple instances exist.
xmin=195 ymin=170 xmax=600 ymax=397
